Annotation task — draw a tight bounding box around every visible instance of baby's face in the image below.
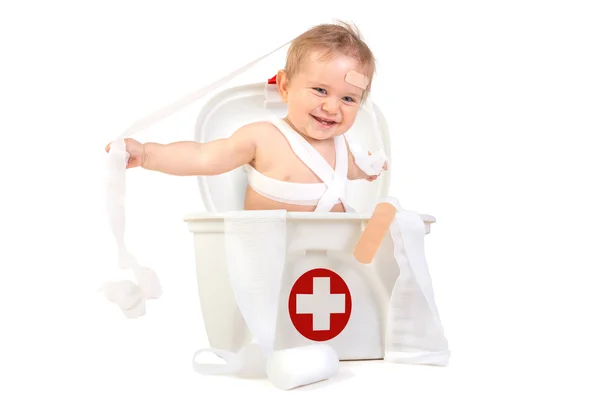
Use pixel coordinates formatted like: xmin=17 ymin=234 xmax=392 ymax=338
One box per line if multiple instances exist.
xmin=281 ymin=50 xmax=368 ymax=141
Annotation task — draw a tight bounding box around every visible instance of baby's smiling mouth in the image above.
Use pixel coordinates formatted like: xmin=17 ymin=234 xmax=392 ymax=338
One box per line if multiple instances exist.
xmin=311 ymin=114 xmax=337 ymax=126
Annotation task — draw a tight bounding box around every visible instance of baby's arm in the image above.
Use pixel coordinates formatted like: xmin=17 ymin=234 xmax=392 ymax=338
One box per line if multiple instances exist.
xmin=142 ymin=123 xmax=258 ymax=176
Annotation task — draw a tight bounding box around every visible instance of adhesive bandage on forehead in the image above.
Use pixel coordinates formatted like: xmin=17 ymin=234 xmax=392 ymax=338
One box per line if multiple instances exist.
xmin=345 ymin=70 xmax=369 ymax=90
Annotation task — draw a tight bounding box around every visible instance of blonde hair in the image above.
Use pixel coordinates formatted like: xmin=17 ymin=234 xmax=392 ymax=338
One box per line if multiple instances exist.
xmin=284 ymin=21 xmax=377 ymax=99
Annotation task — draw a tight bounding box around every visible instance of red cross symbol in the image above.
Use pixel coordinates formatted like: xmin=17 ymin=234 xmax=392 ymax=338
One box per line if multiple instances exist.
xmin=288 ymin=268 xmax=352 ymax=342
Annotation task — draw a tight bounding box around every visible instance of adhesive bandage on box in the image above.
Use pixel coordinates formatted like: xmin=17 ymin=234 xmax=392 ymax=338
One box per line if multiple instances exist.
xmin=345 ymin=70 xmax=369 ymax=90
xmin=353 ymin=201 xmax=398 ymax=264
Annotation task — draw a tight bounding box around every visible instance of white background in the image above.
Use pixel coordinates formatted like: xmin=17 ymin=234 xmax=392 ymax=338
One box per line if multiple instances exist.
xmin=1 ymin=0 xmax=599 ymax=398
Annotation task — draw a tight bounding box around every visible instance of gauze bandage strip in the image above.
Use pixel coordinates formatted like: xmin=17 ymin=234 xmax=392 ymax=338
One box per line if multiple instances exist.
xmin=102 ymin=139 xmax=162 ymax=317
xmin=102 ymin=39 xmax=293 ymax=317
xmin=382 ymin=197 xmax=450 ymax=366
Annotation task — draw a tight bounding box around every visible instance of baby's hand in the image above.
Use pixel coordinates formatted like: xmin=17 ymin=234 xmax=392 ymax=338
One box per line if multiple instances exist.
xmin=105 ymin=138 xmax=146 ymax=169
xmin=365 ymin=153 xmax=387 ymax=181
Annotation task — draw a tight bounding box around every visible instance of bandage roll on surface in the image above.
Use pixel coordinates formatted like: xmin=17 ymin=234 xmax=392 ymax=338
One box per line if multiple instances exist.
xmin=266 ymin=344 xmax=340 ymax=390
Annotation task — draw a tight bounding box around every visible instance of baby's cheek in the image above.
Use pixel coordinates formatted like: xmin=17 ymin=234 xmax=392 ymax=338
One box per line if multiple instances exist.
xmin=307 ymin=98 xmax=322 ymax=109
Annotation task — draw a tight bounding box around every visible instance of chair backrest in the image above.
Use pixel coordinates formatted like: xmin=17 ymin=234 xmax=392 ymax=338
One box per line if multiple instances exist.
xmin=194 ymin=82 xmax=392 ymax=214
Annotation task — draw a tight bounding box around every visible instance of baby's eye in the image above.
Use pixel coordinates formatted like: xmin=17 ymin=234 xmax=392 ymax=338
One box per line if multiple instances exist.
xmin=313 ymin=87 xmax=327 ymax=94
xmin=342 ymin=96 xmax=355 ymax=103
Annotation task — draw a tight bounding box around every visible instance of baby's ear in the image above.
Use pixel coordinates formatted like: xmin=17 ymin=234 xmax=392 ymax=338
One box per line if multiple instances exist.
xmin=276 ymin=69 xmax=289 ymax=102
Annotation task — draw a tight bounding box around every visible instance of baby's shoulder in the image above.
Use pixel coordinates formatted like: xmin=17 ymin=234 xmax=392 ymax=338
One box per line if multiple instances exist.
xmin=237 ymin=120 xmax=282 ymax=142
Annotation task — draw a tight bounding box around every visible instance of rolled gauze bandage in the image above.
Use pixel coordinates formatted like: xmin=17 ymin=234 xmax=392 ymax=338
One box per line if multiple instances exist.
xmin=266 ymin=344 xmax=339 ymax=390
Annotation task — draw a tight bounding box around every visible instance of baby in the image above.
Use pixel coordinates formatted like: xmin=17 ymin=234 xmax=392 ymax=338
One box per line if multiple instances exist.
xmin=106 ymin=22 xmax=387 ymax=213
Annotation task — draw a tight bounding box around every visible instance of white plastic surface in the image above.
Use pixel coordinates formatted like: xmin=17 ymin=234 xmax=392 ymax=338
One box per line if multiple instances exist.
xmin=194 ymin=83 xmax=392 ymax=214
xmin=184 ymin=212 xmax=436 ymax=361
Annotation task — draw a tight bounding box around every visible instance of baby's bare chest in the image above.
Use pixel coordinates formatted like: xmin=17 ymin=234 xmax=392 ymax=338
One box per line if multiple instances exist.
xmin=255 ymin=134 xmax=338 ymax=183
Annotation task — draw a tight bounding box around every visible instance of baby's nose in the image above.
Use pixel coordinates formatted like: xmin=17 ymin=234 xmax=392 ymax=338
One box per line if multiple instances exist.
xmin=322 ymin=98 xmax=340 ymax=114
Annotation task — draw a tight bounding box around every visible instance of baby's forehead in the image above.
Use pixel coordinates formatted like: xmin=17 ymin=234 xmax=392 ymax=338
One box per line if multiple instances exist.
xmin=301 ymin=50 xmax=363 ymax=72
xmin=305 ymin=49 xmax=366 ymax=69
xmin=297 ymin=51 xmax=369 ymax=91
